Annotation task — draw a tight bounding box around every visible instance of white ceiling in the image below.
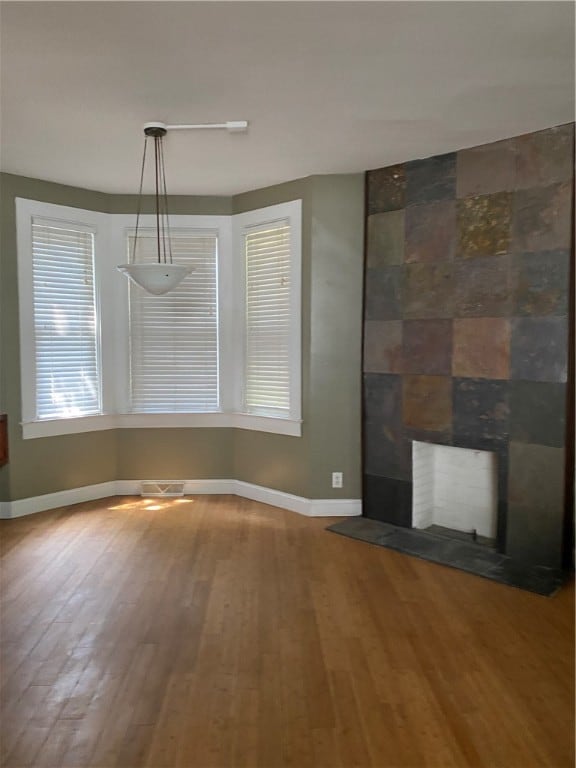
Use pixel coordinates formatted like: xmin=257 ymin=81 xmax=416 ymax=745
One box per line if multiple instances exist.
xmin=1 ymin=1 xmax=574 ymax=196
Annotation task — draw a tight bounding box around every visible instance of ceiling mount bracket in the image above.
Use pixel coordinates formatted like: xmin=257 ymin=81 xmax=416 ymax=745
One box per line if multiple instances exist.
xmin=143 ymin=122 xmax=167 ymax=138
xmin=143 ymin=120 xmax=249 ymax=134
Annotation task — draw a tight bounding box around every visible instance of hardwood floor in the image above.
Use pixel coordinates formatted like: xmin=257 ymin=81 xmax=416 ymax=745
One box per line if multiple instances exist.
xmin=1 ymin=495 xmax=573 ymax=768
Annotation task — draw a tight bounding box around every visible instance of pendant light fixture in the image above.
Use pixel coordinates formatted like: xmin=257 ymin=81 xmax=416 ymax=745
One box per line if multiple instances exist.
xmin=117 ymin=120 xmax=248 ymax=296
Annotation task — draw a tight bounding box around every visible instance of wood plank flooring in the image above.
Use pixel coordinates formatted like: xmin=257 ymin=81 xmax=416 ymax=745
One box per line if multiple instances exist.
xmin=1 ymin=495 xmax=573 ymax=768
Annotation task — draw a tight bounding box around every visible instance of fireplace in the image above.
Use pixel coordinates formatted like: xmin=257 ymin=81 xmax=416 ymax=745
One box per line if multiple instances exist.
xmin=412 ymin=441 xmax=497 ymax=541
xmin=362 ymin=122 xmax=574 ymax=572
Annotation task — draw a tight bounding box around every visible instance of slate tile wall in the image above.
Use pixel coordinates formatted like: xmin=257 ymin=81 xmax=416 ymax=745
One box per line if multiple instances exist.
xmin=362 ymin=123 xmax=574 ymax=568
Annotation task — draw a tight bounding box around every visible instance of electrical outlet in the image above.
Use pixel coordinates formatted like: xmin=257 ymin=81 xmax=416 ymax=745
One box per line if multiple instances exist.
xmin=332 ymin=472 xmax=343 ymax=488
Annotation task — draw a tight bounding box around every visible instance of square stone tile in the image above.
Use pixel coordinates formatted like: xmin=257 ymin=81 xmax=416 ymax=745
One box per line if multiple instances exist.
xmin=506 ymin=502 xmax=564 ymax=569
xmin=453 ymin=318 xmax=511 ymax=379
xmin=511 ymin=182 xmax=572 ymax=253
xmin=363 ymin=320 xmax=403 ymax=373
xmin=453 ymin=378 xmax=509 ymax=444
xmin=364 ymin=420 xmax=408 ymax=481
xmin=363 ymin=373 xmax=402 ymax=426
xmin=512 ymin=250 xmax=570 ymax=316
xmin=506 ymin=442 xmax=565 ymax=568
xmin=363 ymin=372 xmax=408 ymax=482
xmin=367 ymin=164 xmax=405 ymax=214
xmin=364 ymin=418 xmax=395 ymax=475
xmin=511 ymin=317 xmax=568 ymax=383
xmin=515 ymin=123 xmax=575 ymax=189
xmin=508 ymin=442 xmax=565 ymax=508
xmin=402 ymin=375 xmax=452 ymax=432
xmin=364 ymin=267 xmax=402 ymax=320
xmin=510 ymin=381 xmax=566 ymax=447
xmin=405 ymin=153 xmax=456 ymax=206
xmin=457 ymin=192 xmax=512 ymax=259
xmin=457 ymin=138 xmax=516 ymax=197
xmin=403 ymin=263 xmax=454 ymax=319
xmin=454 ymin=255 xmax=512 ymax=317
xmin=366 ymin=210 xmax=405 ymax=267
xmin=363 ymin=475 xmax=413 ymax=527
xmin=403 ymin=319 xmax=452 ymax=375
xmin=405 ymin=200 xmax=456 ymax=263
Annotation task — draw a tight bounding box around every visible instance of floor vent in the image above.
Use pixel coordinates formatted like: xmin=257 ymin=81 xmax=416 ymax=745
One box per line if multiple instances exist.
xmin=140 ymin=481 xmax=185 ymax=498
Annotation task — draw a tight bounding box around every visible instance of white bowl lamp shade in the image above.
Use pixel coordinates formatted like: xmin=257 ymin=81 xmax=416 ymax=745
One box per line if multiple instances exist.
xmin=117 ymin=264 xmax=194 ymax=295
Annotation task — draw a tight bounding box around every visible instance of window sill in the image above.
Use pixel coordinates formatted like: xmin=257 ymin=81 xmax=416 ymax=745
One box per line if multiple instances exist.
xmin=21 ymin=412 xmax=302 ymax=439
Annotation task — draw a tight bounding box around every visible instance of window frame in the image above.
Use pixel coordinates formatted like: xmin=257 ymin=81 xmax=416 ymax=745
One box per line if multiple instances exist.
xmin=16 ymin=199 xmax=109 ymax=435
xmin=233 ymin=201 xmax=302 ymax=425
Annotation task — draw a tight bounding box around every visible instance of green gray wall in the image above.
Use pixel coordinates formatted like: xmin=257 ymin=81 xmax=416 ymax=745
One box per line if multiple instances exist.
xmin=231 ymin=175 xmax=365 ymax=498
xmin=0 ymin=171 xmax=364 ymax=502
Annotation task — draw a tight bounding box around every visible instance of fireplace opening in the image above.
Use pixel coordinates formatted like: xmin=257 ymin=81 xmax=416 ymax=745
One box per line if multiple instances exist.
xmin=412 ymin=441 xmax=497 ymax=546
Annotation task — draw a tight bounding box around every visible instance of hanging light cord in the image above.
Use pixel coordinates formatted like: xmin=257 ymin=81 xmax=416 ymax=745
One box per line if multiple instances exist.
xmin=154 ymin=136 xmax=163 ymax=263
xmin=131 ymin=137 xmax=148 ymax=265
xmin=159 ymin=137 xmax=173 ymax=264
xmin=131 ymin=132 xmax=173 ymax=266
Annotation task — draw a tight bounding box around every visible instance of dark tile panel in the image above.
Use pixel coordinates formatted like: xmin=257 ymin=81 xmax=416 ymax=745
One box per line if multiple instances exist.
xmin=456 ymin=192 xmax=512 ymax=259
xmin=454 ymin=255 xmax=512 ymax=317
xmin=511 ymin=250 xmax=570 ymax=316
xmin=364 ymin=267 xmax=402 ymax=320
xmin=402 ymin=319 xmax=452 ymax=375
xmin=453 ymin=378 xmax=510 ymax=445
xmin=366 ymin=210 xmax=405 ymax=267
xmin=402 ymin=375 xmax=452 ymax=432
xmin=506 ymin=442 xmax=565 ymax=569
xmin=367 ymin=165 xmax=406 ymax=214
xmin=515 ymin=123 xmax=575 ymax=189
xmin=452 ymin=318 xmax=511 ymax=379
xmin=363 ymin=475 xmax=413 ymax=527
xmin=363 ymin=373 xmax=404 ymax=480
xmin=510 ymin=381 xmax=567 ymax=447
xmin=510 ymin=317 xmax=568 ymax=383
xmin=511 ymin=182 xmax=572 ymax=253
xmin=508 ymin=442 xmax=565 ymax=508
xmin=405 ymin=200 xmax=456 ymax=263
xmin=363 ymin=320 xmax=403 ymax=374
xmin=363 ymin=419 xmax=407 ymax=480
xmin=364 ymin=421 xmax=411 ymax=482
xmin=506 ymin=503 xmax=564 ymax=570
xmin=403 ymin=263 xmax=454 ymax=319
xmin=456 ymin=138 xmax=516 ymax=198
xmin=405 ymin=153 xmax=456 ymax=206
xmin=363 ymin=373 xmax=402 ymax=426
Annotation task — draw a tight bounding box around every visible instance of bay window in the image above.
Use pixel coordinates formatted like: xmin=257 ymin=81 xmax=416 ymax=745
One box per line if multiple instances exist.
xmin=16 ymin=198 xmax=302 ymax=438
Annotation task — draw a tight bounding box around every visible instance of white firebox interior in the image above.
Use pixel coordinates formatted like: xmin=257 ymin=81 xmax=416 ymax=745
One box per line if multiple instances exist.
xmin=412 ymin=441 xmax=498 ymax=539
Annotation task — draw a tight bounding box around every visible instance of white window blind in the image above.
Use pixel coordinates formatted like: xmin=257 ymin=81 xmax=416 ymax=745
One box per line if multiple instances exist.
xmin=31 ymin=219 xmax=101 ymax=419
xmin=128 ymin=230 xmax=219 ymax=413
xmin=244 ymin=221 xmax=291 ymax=416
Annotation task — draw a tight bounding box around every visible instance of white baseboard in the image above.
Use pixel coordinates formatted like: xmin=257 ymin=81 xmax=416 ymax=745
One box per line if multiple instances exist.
xmin=0 ymin=481 xmax=119 ymax=519
xmin=235 ymin=480 xmax=309 ymax=515
xmin=0 ymin=479 xmax=361 ymax=520
xmin=308 ymin=499 xmax=363 ymax=517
